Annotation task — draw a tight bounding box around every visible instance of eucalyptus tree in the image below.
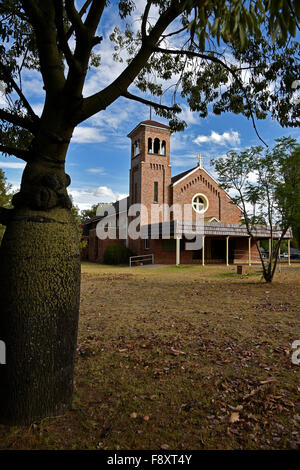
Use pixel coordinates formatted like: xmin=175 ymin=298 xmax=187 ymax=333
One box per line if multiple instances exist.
xmin=212 ymin=138 xmax=300 ymax=283
xmin=0 ymin=0 xmax=299 ymax=424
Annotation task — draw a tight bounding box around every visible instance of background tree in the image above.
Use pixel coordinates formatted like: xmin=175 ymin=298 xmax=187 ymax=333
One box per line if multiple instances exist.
xmin=68 ymin=196 xmax=88 ymax=251
xmin=291 ymin=225 xmax=300 ymax=249
xmin=212 ymin=138 xmax=300 ymax=283
xmin=0 ymin=0 xmax=299 ymax=424
xmin=80 ymin=203 xmax=99 ymax=223
xmin=0 ymin=168 xmax=14 ymax=242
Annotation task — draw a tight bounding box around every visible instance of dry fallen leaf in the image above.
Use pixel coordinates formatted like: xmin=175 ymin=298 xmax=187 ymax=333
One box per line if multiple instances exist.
xmin=259 ymin=377 xmax=277 ymax=384
xmin=229 ymin=412 xmax=240 ymax=423
xmin=130 ymin=412 xmax=138 ymax=419
xmin=170 ymin=347 xmax=186 ymax=356
xmin=143 ymin=415 xmax=150 ymax=421
xmin=161 ymin=444 xmax=169 ymax=450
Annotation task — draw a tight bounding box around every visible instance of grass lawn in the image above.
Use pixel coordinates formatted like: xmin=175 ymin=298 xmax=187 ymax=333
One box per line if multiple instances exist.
xmin=0 ymin=262 xmax=299 ymax=450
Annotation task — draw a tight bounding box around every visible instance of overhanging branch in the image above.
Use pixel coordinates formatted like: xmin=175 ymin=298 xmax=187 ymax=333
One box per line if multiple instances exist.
xmin=154 ymin=46 xmax=268 ymax=147
xmin=0 ymin=144 xmax=30 ymax=162
xmin=0 ymin=109 xmax=37 ymax=133
xmin=121 ymin=91 xmax=180 ymax=113
xmin=159 ymin=25 xmax=188 ymax=43
xmin=141 ymin=1 xmax=153 ymax=40
xmin=75 ymin=0 xmax=203 ymax=124
xmin=0 ymin=62 xmax=38 ymax=121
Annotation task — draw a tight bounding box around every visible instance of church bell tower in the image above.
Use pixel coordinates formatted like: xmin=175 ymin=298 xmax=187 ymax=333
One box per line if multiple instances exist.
xmin=127 ymin=120 xmax=172 ymax=224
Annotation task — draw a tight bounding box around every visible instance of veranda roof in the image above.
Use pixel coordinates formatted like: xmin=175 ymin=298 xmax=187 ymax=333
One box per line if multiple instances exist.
xmin=141 ymin=220 xmax=293 ymax=239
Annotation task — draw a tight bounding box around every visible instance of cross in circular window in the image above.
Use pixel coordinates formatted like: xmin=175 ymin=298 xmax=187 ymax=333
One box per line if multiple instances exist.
xmin=192 ymin=193 xmax=208 ymax=213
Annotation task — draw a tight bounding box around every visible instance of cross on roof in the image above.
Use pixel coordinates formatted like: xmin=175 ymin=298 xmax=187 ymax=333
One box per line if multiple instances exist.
xmin=197 ymin=154 xmax=203 ymax=169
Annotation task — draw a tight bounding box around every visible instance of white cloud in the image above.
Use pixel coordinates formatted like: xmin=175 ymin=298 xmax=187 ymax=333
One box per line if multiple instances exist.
xmin=179 ymin=104 xmax=201 ymax=126
xmin=22 ymin=69 xmax=45 ymax=98
xmin=72 ymin=127 xmax=106 ymax=143
xmin=69 ymin=186 xmax=128 ymax=211
xmin=90 ymin=104 xmax=131 ymax=130
xmin=0 ymin=81 xmax=7 ymax=106
xmin=32 ymin=103 xmax=44 ymax=117
xmin=0 ymin=161 xmax=26 ymax=169
xmin=171 ymin=153 xmax=198 ymax=168
xmin=247 ymin=170 xmax=259 ymax=183
xmin=171 ymin=131 xmax=194 ymax=152
xmin=86 ymin=167 xmax=106 ymax=174
xmin=93 ymin=186 xmax=116 ymax=199
xmin=193 ymin=130 xmax=240 ymax=146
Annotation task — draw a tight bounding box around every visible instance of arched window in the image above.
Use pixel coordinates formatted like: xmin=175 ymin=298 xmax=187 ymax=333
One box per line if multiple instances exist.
xmin=148 ymin=138 xmax=153 ymax=153
xmin=135 ymin=139 xmax=140 ymax=156
xmin=161 ymin=140 xmax=166 ymax=155
xmin=154 ymin=138 xmax=160 ymax=154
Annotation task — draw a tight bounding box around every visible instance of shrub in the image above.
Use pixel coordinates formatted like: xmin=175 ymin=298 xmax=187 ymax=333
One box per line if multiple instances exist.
xmin=103 ymin=243 xmax=133 ymax=265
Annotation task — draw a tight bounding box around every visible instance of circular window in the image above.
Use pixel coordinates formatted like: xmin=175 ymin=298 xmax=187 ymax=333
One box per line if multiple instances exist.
xmin=192 ymin=193 xmax=209 ymax=214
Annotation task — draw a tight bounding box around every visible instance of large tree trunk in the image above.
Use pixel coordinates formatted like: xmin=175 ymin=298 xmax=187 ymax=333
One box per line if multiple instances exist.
xmin=0 ymin=143 xmax=81 ymax=424
xmin=0 ymin=206 xmax=80 ymax=424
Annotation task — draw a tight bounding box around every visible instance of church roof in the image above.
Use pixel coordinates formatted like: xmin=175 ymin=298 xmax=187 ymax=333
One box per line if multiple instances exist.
xmin=171 ymin=166 xmax=198 ymax=184
xmin=139 ymin=120 xmax=169 ymax=129
xmin=127 ymin=120 xmax=170 ymax=137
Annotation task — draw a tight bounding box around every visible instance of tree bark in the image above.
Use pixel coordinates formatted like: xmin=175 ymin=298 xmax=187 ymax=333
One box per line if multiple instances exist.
xmin=0 ymin=205 xmax=80 ymax=424
xmin=0 ymin=117 xmax=80 ymax=424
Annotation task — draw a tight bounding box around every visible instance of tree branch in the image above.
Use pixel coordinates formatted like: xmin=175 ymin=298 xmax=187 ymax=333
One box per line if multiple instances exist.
xmin=21 ymin=0 xmax=45 ymax=27
xmin=121 ymin=91 xmax=180 ymax=113
xmin=0 ymin=108 xmax=37 ymax=133
xmin=0 ymin=62 xmax=38 ymax=121
xmin=53 ymin=0 xmax=77 ymax=70
xmin=0 ymin=144 xmax=30 ymax=162
xmin=159 ymin=25 xmax=187 ymax=43
xmin=84 ymin=0 xmax=106 ymax=33
xmin=141 ymin=1 xmax=153 ymax=40
xmin=21 ymin=1 xmax=66 ymax=93
xmin=65 ymin=0 xmax=86 ymax=40
xmin=64 ymin=0 xmax=105 ymax=98
xmin=75 ymin=0 xmax=203 ymax=124
xmin=153 ymin=46 xmax=268 ymax=147
xmin=66 ymin=0 xmax=93 ymax=40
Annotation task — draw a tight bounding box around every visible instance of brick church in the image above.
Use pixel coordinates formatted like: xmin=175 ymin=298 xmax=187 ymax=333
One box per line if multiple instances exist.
xmin=83 ymin=120 xmax=291 ymax=265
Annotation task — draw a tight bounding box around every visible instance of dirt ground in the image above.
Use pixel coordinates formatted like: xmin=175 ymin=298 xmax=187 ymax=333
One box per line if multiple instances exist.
xmin=0 ymin=262 xmax=299 ymax=450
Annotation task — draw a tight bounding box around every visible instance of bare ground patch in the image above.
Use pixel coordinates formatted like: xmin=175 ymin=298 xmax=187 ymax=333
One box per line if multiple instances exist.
xmin=0 ymin=263 xmax=299 ymax=450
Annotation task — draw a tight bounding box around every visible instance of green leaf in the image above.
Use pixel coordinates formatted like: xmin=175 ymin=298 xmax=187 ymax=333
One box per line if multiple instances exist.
xmin=238 ymin=24 xmax=247 ymax=49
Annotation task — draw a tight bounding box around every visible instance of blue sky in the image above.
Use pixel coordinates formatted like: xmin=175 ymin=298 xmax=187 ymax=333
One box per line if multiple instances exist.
xmin=0 ymin=1 xmax=299 ymax=211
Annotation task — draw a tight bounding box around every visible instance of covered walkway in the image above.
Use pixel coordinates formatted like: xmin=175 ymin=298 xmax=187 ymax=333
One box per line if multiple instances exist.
xmin=142 ymin=220 xmax=293 ymax=266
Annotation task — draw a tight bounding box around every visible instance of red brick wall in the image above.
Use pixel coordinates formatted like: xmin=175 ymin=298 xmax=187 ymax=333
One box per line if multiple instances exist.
xmin=172 ymin=167 xmax=242 ymax=223
xmin=136 ymin=239 xmax=193 ymax=264
xmin=128 ymin=124 xmax=172 ymax=225
xmin=129 ymin=237 xmax=261 ymax=265
xmin=233 ymin=238 xmax=260 ymax=263
xmin=88 ymin=228 xmax=126 ymax=263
